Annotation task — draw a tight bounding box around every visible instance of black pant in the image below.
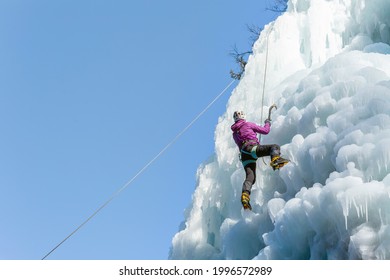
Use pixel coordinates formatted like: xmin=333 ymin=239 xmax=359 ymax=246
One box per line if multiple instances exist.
xmin=241 ymin=144 xmax=280 ymax=193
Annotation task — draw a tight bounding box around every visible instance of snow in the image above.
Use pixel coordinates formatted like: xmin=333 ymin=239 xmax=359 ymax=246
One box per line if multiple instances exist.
xmin=169 ymin=0 xmax=390 ymax=260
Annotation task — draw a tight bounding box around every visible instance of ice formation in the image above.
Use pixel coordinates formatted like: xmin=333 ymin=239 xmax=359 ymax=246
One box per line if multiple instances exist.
xmin=170 ymin=0 xmax=390 ymax=259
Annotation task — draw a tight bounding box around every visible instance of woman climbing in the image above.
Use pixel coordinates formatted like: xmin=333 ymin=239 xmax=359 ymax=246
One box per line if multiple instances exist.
xmin=231 ymin=110 xmax=289 ymax=210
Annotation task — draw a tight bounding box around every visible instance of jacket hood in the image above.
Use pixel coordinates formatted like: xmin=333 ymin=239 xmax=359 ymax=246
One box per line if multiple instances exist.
xmin=231 ymin=119 xmax=246 ymax=131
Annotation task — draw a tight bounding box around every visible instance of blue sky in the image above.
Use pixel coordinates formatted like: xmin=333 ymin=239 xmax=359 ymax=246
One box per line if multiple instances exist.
xmin=0 ymin=0 xmax=277 ymax=259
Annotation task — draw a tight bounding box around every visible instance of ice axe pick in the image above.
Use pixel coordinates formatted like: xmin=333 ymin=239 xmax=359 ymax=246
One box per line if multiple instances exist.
xmin=268 ymin=104 xmax=277 ymax=121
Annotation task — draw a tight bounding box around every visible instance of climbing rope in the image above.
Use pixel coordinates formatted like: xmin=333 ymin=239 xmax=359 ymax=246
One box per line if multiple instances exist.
xmin=41 ymin=79 xmax=236 ymax=260
xmin=259 ymin=23 xmax=275 ymax=165
xmin=260 ymin=23 xmax=275 ymax=123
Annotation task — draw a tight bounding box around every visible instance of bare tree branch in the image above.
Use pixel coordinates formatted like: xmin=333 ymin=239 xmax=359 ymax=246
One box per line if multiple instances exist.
xmin=246 ymin=24 xmax=262 ymax=45
xmin=229 ymin=1 xmax=286 ymax=79
xmin=229 ymin=45 xmax=251 ymax=80
xmin=266 ymin=0 xmax=288 ymax=13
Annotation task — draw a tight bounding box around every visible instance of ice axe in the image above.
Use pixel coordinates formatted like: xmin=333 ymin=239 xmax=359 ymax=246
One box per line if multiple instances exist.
xmin=267 ymin=104 xmax=277 ymax=121
xmin=259 ymin=104 xmax=277 ymax=165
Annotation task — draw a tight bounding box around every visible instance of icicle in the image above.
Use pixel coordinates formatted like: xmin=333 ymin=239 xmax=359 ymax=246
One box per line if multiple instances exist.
xmin=352 ymin=196 xmax=359 ymax=218
xmin=344 ymin=195 xmax=349 ymax=230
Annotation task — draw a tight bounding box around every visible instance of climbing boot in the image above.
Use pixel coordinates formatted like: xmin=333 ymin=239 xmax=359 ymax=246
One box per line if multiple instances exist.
xmin=241 ymin=191 xmax=252 ymax=210
xmin=270 ymin=155 xmax=289 ymax=170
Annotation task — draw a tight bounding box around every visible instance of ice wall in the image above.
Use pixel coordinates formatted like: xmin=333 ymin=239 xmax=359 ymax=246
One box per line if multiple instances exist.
xmin=170 ymin=0 xmax=390 ymax=260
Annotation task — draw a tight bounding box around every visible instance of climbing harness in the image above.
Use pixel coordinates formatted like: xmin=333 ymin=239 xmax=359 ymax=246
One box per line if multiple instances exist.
xmin=241 ymin=146 xmax=258 ymax=167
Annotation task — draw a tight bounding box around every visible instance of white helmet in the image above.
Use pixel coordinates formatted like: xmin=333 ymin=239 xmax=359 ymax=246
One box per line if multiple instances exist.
xmin=233 ymin=111 xmax=245 ymax=122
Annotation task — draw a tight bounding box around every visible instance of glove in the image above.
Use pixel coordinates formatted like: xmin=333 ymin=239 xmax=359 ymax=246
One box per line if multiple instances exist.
xmin=264 ymin=118 xmax=271 ymax=125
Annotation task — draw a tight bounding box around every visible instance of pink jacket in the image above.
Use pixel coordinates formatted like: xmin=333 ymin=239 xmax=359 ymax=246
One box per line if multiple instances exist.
xmin=231 ymin=119 xmax=270 ymax=150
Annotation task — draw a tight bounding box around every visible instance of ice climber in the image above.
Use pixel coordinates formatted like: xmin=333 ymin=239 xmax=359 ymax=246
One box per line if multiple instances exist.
xmin=231 ymin=110 xmax=289 ymax=210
